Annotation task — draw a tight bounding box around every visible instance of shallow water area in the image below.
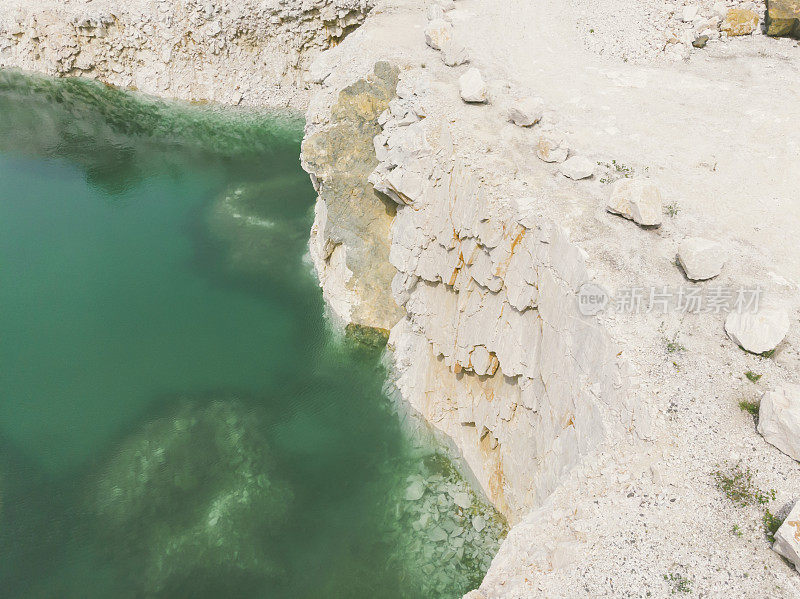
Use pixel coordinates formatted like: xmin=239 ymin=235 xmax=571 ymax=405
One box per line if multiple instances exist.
xmin=0 ymin=72 xmax=504 ymax=598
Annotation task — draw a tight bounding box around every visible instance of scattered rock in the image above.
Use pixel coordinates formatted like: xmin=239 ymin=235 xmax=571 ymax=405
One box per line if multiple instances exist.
xmin=712 ymin=1 xmax=729 ymax=20
xmin=560 ymin=156 xmax=595 ymax=180
xmin=720 ymin=9 xmax=759 ymax=36
xmin=507 ymin=96 xmax=544 ymax=127
xmin=606 ymin=178 xmax=663 ymax=226
xmin=725 ymin=308 xmax=790 ymax=354
xmin=441 ymin=40 xmax=469 ymax=66
xmin=472 ymin=515 xmax=486 ymax=532
xmin=682 ymin=5 xmax=699 ymax=22
xmin=453 ymin=492 xmax=471 ymax=508
xmin=459 ymin=68 xmax=488 ymax=103
xmin=766 ymin=0 xmax=800 ymax=37
xmin=757 ymin=384 xmax=800 ymax=462
xmin=463 ymin=592 xmax=487 ymax=599
xmin=536 ymin=134 xmax=569 ymax=163
xmin=692 ymin=34 xmax=709 ymax=48
xmin=676 ymin=237 xmax=726 ymax=280
xmin=425 ymin=18 xmax=453 ymax=50
xmin=773 ymin=499 xmax=800 ymax=572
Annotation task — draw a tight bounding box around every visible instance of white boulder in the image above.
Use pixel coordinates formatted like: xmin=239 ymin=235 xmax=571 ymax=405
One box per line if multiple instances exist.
xmin=725 ymin=308 xmax=790 ymax=354
xmin=425 ymin=18 xmax=452 ymax=50
xmin=441 ymin=40 xmax=469 ymax=66
xmin=606 ymin=178 xmax=663 ymax=226
xmin=682 ymin=5 xmax=699 ymax=21
xmin=758 ymin=384 xmax=800 ymax=462
xmin=507 ymin=96 xmax=544 ymax=127
xmin=773 ymin=500 xmax=800 ymax=572
xmin=459 ymin=68 xmax=487 ymax=103
xmin=677 ymin=237 xmax=726 ymax=280
xmin=560 ymin=156 xmax=595 ymax=180
xmin=536 ymin=134 xmax=569 ymax=163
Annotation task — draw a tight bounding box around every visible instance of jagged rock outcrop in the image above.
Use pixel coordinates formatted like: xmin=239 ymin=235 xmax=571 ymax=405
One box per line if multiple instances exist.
xmin=0 ymin=0 xmax=373 ymax=109
xmin=301 ymin=61 xmax=404 ymax=330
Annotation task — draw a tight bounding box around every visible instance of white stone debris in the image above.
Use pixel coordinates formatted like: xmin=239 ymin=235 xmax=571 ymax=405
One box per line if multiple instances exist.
xmin=757 ymin=384 xmax=800 ymax=462
xmin=507 ymin=96 xmax=544 ymax=127
xmin=459 ymin=68 xmax=488 ymax=103
xmin=682 ymin=5 xmax=699 ymax=22
xmin=441 ymin=40 xmax=469 ymax=66
xmin=724 ymin=308 xmax=790 ymax=354
xmin=405 ymin=479 xmax=426 ymax=500
xmin=427 ymin=4 xmax=446 ymax=21
xmin=676 ymin=237 xmax=726 ymax=280
xmin=560 ymin=156 xmax=595 ymax=179
xmin=425 ymin=18 xmax=453 ymax=50
xmin=772 ymin=500 xmax=800 ymax=572
xmin=536 ymin=134 xmax=569 ymax=163
xmin=606 ymin=178 xmax=663 ymax=226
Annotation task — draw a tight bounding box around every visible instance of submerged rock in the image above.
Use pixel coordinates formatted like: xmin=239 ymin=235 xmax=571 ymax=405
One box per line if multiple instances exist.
xmin=89 ymin=400 xmax=293 ymax=597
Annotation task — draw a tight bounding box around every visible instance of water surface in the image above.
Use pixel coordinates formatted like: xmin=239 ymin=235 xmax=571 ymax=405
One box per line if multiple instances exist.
xmin=0 ymin=72 xmax=503 ymax=598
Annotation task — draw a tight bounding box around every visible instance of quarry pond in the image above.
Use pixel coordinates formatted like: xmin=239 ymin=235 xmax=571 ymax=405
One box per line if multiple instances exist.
xmin=0 ymin=72 xmax=504 ymax=599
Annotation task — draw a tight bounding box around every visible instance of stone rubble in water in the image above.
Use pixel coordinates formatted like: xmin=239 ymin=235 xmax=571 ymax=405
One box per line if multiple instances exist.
xmin=724 ymin=308 xmax=790 ymax=354
xmin=773 ymin=500 xmax=800 ymax=572
xmin=757 ymin=384 xmax=800 ymax=462
xmin=536 ymin=133 xmax=569 ymax=163
xmin=606 ymin=178 xmax=663 ymax=227
xmin=507 ymin=96 xmax=544 ymax=127
xmin=766 ymin=0 xmax=800 ymax=37
xmin=560 ymin=155 xmax=595 ymax=179
xmin=459 ymin=68 xmax=488 ymax=103
xmin=676 ymin=237 xmax=726 ymax=280
xmin=385 ymin=454 xmax=507 ymax=598
xmin=721 ymin=8 xmax=760 ymax=36
xmin=425 ymin=18 xmax=454 ymax=50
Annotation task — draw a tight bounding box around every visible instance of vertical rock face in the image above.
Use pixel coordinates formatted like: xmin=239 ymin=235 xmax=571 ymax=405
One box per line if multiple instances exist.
xmin=302 ymin=61 xmax=405 ymax=331
xmin=0 ymin=0 xmax=374 ymax=108
xmin=766 ymin=0 xmax=800 ymax=38
xmin=319 ymin=65 xmax=636 ymax=523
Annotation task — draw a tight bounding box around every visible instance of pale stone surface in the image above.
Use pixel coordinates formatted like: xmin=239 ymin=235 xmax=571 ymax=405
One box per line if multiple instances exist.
xmin=507 ymin=96 xmax=544 ymax=127
xmin=677 ymin=237 xmax=726 ymax=280
xmin=758 ymin=385 xmax=800 ymax=462
xmin=536 ymin=134 xmax=569 ymax=163
xmin=425 ymin=18 xmax=453 ymax=50
xmin=721 ymin=8 xmax=759 ymax=36
xmin=725 ymin=308 xmax=790 ymax=354
xmin=773 ymin=500 xmax=800 ymax=572
xmin=462 ymin=592 xmax=486 ymax=599
xmin=459 ymin=68 xmax=488 ymax=103
xmin=607 ymin=178 xmax=663 ymax=226
xmin=441 ymin=41 xmax=469 ymax=66
xmin=560 ymin=156 xmax=595 ymax=179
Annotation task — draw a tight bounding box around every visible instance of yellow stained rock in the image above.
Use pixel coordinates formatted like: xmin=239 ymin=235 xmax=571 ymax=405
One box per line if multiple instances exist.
xmin=766 ymin=0 xmax=800 ymax=37
xmin=721 ymin=8 xmax=759 ymax=36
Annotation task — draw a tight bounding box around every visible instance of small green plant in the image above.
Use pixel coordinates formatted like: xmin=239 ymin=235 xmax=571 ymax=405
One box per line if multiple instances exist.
xmin=590 ymin=28 xmax=595 ymax=33
xmin=598 ymin=159 xmax=635 ymax=183
xmin=712 ymin=463 xmax=776 ymax=507
xmin=745 ymin=371 xmax=762 ymax=383
xmin=738 ymin=398 xmax=760 ymax=416
xmin=731 ymin=524 xmax=743 ymax=537
xmin=665 ymin=334 xmax=686 ymax=354
xmin=664 ymin=572 xmax=693 ymax=594
xmin=664 ymin=202 xmax=681 ymax=217
xmin=764 ymin=510 xmax=784 ymax=543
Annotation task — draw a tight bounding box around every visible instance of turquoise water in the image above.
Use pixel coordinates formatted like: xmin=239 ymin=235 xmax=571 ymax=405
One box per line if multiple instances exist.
xmin=0 ymin=72 xmax=504 ymax=598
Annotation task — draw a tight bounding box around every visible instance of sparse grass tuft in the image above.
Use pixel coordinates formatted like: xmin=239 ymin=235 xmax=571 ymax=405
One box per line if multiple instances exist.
xmin=665 ymin=334 xmax=686 ymax=354
xmin=664 ymin=572 xmax=693 ymax=594
xmin=738 ymin=399 xmax=760 ymax=416
xmin=764 ymin=510 xmax=784 ymax=543
xmin=745 ymin=371 xmax=762 ymax=383
xmin=598 ymin=159 xmax=635 ymax=183
xmin=664 ymin=203 xmax=681 ymax=217
xmin=731 ymin=524 xmax=743 ymax=537
xmin=712 ymin=463 xmax=775 ymax=507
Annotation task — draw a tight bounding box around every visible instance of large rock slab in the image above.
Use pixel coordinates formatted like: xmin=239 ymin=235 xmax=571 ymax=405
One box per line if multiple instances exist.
xmin=607 ymin=178 xmax=663 ymax=227
xmin=676 ymin=237 xmax=726 ymax=280
xmin=724 ymin=308 xmax=790 ymax=354
xmin=758 ymin=384 xmax=800 ymax=461
xmin=766 ymin=0 xmax=800 ymax=37
xmin=773 ymin=500 xmax=800 ymax=572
